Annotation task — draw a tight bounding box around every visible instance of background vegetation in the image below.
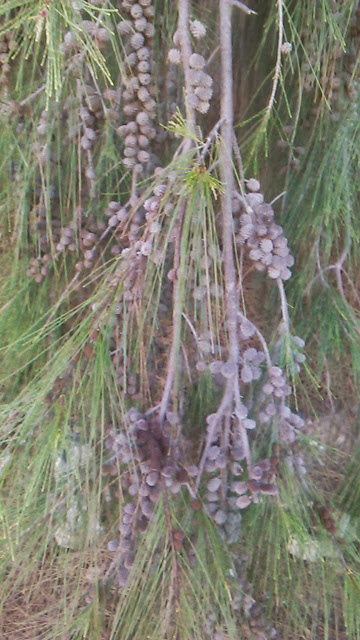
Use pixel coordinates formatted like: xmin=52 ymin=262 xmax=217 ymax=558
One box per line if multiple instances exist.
xmin=0 ymin=0 xmax=360 ymax=639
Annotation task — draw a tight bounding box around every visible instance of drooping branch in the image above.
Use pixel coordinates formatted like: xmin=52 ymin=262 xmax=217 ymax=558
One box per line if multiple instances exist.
xmin=219 ymin=0 xmax=240 ymax=367
xmin=158 ymin=200 xmax=187 ymax=425
xmin=196 ymin=0 xmax=255 ymax=488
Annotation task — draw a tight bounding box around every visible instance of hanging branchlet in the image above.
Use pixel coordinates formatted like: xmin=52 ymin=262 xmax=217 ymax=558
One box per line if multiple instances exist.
xmin=169 ymin=3 xmax=214 ymax=119
xmin=117 ymin=0 xmax=158 ymax=175
xmin=104 ymin=407 xmax=198 ymax=587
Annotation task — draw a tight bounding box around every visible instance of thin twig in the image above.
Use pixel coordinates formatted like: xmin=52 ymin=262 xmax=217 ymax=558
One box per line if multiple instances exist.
xmin=232 ymin=131 xmax=245 ymax=194
xmin=303 ymin=264 xmax=336 ymax=296
xmin=180 ymin=340 xmax=193 ymax=384
xmin=335 ymin=264 xmax=345 ymax=298
xmin=19 ymin=84 xmax=46 ymax=107
xmin=171 ymin=138 xmax=188 ymax=161
xmin=206 ymin=45 xmax=220 ymax=67
xmin=200 ymin=118 xmax=224 ymax=164
xmin=207 ymin=159 xmax=220 ymax=174
xmin=334 ymin=241 xmax=350 ymax=299
xmin=182 ymin=312 xmax=199 ymax=342
xmin=227 ymin=0 xmax=257 ymax=16
xmin=0 ymin=294 xmax=18 ymax=315
xmin=270 ymin=190 xmax=286 ymax=206
xmin=234 ymin=381 xmax=252 ymax=469
xmin=265 ymin=0 xmax=284 ymax=118
xmin=237 ymin=310 xmax=272 ymax=368
xmin=277 ymin=277 xmax=290 ymax=332
xmin=316 ymin=238 xmax=330 ymax=290
xmin=158 ymin=202 xmax=186 ymax=425
xmin=131 ymin=164 xmax=142 ymax=201
xmin=280 ymin=83 xmax=303 ymax=216
xmin=144 ymin=403 xmax=161 ymax=417
xmin=220 ymin=410 xmax=231 ymax=505
xmin=304 ymin=240 xmax=351 ymax=296
xmin=341 ymin=268 xmax=360 ymax=306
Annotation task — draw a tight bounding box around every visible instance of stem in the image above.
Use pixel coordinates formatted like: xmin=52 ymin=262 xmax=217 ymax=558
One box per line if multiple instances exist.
xmin=220 ymin=410 xmax=231 ymax=505
xmin=158 ymin=202 xmax=186 ymax=425
xmin=280 ymin=83 xmax=302 ymax=216
xmin=177 ymin=0 xmax=197 ymax=148
xmin=196 ymin=0 xmax=247 ymax=486
xmin=19 ymin=84 xmax=46 ymax=107
xmin=200 ymin=118 xmax=224 ymax=164
xmin=157 ymin=0 xmax=202 ymax=425
xmin=227 ymin=0 xmax=257 ymax=15
xmin=234 ymin=381 xmax=252 ymax=469
xmin=265 ymin=0 xmax=284 ymax=119
xmin=219 ymin=0 xmax=240 ymax=365
xmin=277 ymin=277 xmax=290 ymax=332
xmin=182 ymin=311 xmax=199 ymax=343
xmin=270 ymin=190 xmax=286 ymax=206
xmin=232 ymin=131 xmax=245 ymax=195
xmin=207 ymin=44 xmax=220 ymax=67
xmin=237 ymin=309 xmax=272 ymax=368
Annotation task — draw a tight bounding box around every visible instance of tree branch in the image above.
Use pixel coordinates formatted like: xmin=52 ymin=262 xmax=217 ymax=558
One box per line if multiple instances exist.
xmin=219 ymin=0 xmax=240 ymax=366
xmin=158 ymin=201 xmax=186 ymax=424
